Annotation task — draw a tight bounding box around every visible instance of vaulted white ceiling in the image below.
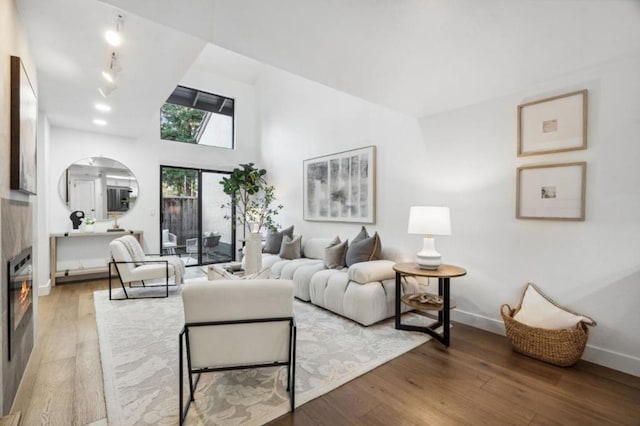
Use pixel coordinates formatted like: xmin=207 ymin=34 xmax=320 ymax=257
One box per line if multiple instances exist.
xmin=101 ymin=0 xmax=640 ymax=117
xmin=17 ymin=0 xmax=205 ymax=138
xmin=18 ymin=0 xmax=640 ymax=139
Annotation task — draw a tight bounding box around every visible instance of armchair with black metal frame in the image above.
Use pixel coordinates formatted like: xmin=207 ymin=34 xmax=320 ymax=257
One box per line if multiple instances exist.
xmin=179 ymin=279 xmax=296 ymax=424
xmin=109 ymin=235 xmax=184 ymax=300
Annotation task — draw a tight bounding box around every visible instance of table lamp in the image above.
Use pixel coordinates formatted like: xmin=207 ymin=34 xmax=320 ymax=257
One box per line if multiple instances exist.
xmin=407 ymin=206 xmax=451 ymax=269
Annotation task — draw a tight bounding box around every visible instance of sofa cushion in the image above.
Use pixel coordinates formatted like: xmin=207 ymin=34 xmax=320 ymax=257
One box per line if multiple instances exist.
xmin=345 ymin=232 xmax=382 ymax=267
xmin=263 ymin=225 xmax=294 ymax=254
xmin=279 ymin=235 xmax=302 ymax=260
xmin=324 ymin=238 xmax=348 ymax=269
xmin=301 ymin=237 xmax=335 ymax=260
xmin=348 ymin=260 xmax=396 ymax=284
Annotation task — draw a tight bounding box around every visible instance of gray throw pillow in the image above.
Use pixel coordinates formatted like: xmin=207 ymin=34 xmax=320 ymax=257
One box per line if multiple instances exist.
xmin=324 ymin=237 xmax=348 ymax=269
xmin=352 ymin=226 xmax=369 ymax=244
xmin=345 ymin=232 xmax=382 ymax=267
xmin=263 ymin=225 xmax=294 ymax=254
xmin=279 ymin=235 xmax=302 ymax=260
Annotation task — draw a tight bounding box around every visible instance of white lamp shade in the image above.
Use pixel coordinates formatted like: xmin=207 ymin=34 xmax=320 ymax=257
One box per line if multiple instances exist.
xmin=408 ymin=206 xmax=451 ymax=236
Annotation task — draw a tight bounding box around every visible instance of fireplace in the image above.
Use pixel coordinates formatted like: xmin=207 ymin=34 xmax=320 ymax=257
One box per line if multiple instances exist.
xmin=7 ymin=247 xmax=33 ymax=361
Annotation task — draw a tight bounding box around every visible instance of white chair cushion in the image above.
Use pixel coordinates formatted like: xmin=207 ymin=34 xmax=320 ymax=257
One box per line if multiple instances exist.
xmin=182 ymin=279 xmax=294 ymax=369
xmin=128 ymin=263 xmax=175 ymax=281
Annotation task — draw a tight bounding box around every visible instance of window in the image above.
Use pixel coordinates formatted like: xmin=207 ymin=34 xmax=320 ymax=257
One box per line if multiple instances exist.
xmin=160 ymin=86 xmax=234 ymax=149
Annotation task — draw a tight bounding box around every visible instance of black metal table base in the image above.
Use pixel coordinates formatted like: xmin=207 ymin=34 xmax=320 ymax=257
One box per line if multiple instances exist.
xmin=395 ymin=271 xmax=451 ymax=347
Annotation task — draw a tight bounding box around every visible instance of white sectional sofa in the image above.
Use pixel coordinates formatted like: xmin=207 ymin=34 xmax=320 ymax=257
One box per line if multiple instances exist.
xmin=260 ymin=238 xmax=421 ymax=326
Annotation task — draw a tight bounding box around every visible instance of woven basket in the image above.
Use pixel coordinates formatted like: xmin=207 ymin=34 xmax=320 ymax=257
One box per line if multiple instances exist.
xmin=500 ymin=284 xmax=596 ymax=367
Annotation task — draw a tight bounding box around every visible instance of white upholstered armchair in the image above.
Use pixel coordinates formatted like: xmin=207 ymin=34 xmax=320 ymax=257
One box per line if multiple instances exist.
xmin=108 ymin=235 xmax=184 ymax=300
xmin=179 ymin=279 xmax=296 ymax=424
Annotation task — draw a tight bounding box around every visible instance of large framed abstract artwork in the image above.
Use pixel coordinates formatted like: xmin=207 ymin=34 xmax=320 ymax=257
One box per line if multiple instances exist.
xmin=10 ymin=55 xmax=38 ymax=195
xmin=303 ymin=146 xmax=376 ymax=223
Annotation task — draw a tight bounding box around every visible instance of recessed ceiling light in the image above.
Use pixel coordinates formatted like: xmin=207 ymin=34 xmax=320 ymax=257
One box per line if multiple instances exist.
xmin=93 ymin=119 xmax=107 ymax=126
xmin=95 ymin=103 xmax=111 ymax=112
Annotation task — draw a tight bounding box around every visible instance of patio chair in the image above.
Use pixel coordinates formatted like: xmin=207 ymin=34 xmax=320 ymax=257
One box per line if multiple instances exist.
xmin=162 ymin=229 xmax=177 ymax=254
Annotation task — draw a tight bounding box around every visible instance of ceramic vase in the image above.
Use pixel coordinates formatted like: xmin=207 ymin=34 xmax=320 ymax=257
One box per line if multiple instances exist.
xmin=244 ymin=232 xmax=262 ymax=275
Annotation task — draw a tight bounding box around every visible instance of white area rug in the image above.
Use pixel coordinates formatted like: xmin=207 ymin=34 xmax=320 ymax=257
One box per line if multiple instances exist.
xmin=95 ymin=288 xmax=430 ymax=425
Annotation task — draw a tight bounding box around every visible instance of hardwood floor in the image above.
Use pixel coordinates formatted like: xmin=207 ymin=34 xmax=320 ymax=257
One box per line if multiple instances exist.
xmin=11 ymin=280 xmax=108 ymax=426
xmin=11 ymin=279 xmax=640 ymax=425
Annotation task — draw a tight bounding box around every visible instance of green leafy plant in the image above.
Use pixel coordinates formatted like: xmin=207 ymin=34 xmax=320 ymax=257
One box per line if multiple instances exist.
xmin=160 ymin=103 xmax=206 ymax=144
xmin=220 ymin=163 xmax=283 ymax=240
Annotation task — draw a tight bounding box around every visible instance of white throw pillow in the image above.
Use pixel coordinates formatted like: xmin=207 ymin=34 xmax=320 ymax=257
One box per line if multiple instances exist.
xmin=513 ymin=284 xmax=592 ymax=330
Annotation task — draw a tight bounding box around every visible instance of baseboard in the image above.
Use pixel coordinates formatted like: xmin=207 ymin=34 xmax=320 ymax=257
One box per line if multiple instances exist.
xmin=451 ymin=309 xmax=640 ymax=377
xmin=582 ymin=345 xmax=640 ymax=377
xmin=38 ymin=279 xmax=51 ymax=296
xmin=452 ymin=309 xmax=506 ymax=336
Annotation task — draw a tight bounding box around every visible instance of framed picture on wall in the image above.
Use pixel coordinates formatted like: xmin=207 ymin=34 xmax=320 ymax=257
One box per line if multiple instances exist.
xmin=10 ymin=55 xmax=38 ymax=194
xmin=517 ymin=90 xmax=587 ymax=157
xmin=303 ymin=146 xmax=376 ymax=223
xmin=516 ymin=162 xmax=586 ymax=221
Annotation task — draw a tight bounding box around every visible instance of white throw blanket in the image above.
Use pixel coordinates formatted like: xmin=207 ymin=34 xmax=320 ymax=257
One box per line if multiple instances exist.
xmin=146 ymin=255 xmax=185 ymax=284
xmin=118 ymin=235 xmax=185 ymax=284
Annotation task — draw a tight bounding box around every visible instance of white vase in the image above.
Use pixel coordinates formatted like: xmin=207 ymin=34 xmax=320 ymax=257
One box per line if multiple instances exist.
xmin=244 ymin=232 xmax=262 ymax=275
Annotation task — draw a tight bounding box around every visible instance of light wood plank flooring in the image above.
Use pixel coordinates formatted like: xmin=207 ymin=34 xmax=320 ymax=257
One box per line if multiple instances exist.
xmin=11 ymin=279 xmax=640 ymax=425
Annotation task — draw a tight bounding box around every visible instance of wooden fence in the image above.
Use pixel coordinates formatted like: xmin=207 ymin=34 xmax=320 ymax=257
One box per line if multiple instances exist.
xmin=162 ymin=197 xmax=199 ymax=245
xmin=161 ymin=197 xmax=234 ymax=262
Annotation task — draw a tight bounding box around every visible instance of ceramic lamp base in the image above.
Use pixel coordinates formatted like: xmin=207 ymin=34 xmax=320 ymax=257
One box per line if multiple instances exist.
xmin=415 ymin=237 xmax=442 ymax=270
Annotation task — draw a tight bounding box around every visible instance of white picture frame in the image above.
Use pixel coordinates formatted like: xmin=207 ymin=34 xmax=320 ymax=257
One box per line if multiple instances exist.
xmin=303 ymin=146 xmax=376 ymax=223
xmin=516 ymin=162 xmax=586 ymax=221
xmin=517 ymin=90 xmax=587 ymax=157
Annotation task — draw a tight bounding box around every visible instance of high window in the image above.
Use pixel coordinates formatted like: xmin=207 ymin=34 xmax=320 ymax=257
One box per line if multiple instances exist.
xmin=160 ymin=86 xmax=234 ymax=149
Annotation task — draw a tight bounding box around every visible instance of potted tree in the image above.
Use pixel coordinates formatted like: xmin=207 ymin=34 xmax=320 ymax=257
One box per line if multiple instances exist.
xmin=220 ymin=163 xmax=283 ymax=272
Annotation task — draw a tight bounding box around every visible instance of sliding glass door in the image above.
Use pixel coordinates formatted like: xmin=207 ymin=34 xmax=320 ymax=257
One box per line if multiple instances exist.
xmin=160 ymin=166 xmax=235 ymax=266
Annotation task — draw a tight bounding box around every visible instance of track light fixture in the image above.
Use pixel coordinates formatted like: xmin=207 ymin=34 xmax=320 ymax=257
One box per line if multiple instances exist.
xmin=102 ymin=52 xmax=121 ymax=83
xmin=98 ymin=84 xmax=116 ymax=98
xmin=97 ymin=13 xmax=125 ymax=111
xmin=105 ymin=14 xmax=124 ymax=47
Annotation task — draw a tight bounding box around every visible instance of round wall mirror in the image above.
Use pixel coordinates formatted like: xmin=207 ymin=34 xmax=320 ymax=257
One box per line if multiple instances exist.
xmin=58 ymin=157 xmax=139 ymax=221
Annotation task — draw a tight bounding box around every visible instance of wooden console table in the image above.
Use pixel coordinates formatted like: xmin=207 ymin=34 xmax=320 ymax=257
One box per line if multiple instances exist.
xmin=50 ymin=230 xmax=142 ymax=286
xmin=394 ymin=262 xmax=466 ymax=346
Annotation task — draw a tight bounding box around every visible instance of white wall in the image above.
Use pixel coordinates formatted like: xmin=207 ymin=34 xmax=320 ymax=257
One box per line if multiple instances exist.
xmin=417 ymin=51 xmax=640 ymax=375
xmin=47 ymin=68 xmax=261 ymax=262
xmin=0 ymin=0 xmax=38 ymax=413
xmin=257 ymin=66 xmax=427 ymax=245
xmin=35 ymin=115 xmax=50 ymax=295
xmin=257 ymin=54 xmax=640 ymax=375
